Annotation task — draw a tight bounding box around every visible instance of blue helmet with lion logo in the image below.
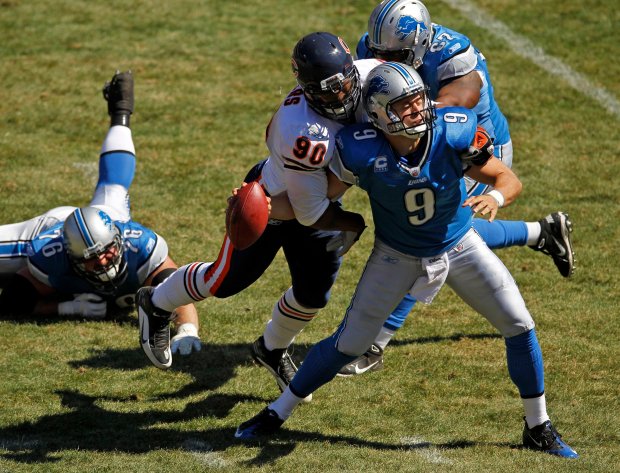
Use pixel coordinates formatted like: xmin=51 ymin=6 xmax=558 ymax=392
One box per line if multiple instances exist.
xmin=367 ymin=0 xmax=432 ymax=69
xmin=63 ymin=206 xmax=127 ymax=291
xmin=363 ymin=62 xmax=434 ymax=138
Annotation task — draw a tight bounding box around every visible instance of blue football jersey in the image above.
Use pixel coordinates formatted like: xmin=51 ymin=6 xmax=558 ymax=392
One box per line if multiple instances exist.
xmin=332 ymin=108 xmax=477 ymax=257
xmin=356 ymin=26 xmax=510 ymax=147
xmin=26 ymin=220 xmax=168 ymax=305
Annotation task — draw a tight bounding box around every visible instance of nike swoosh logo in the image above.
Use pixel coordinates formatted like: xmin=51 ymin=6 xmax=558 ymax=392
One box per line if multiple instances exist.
xmin=551 ymin=236 xmax=567 ymax=256
xmin=527 ymin=432 xmax=544 ymax=448
xmin=354 ymin=361 xmax=379 ymax=375
xmin=139 ymin=316 xmax=150 ymax=346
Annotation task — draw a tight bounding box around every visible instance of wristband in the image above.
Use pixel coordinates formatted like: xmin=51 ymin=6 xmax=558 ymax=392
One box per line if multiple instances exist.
xmin=175 ymin=322 xmax=198 ymax=337
xmin=487 ymin=190 xmax=505 ymax=208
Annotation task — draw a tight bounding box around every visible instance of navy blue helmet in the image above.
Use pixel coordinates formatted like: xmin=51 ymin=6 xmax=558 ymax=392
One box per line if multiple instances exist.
xmin=291 ymin=32 xmax=361 ymax=122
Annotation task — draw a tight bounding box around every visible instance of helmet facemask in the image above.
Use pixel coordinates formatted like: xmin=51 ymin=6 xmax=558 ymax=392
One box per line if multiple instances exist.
xmin=364 ymin=62 xmax=435 ymax=140
xmin=70 ymin=233 xmax=125 ymax=286
xmin=384 ymin=89 xmax=434 ymax=138
xmin=304 ymin=65 xmax=361 ymax=123
xmin=63 ymin=207 xmax=128 ymax=293
xmin=291 ymin=32 xmax=361 ymax=123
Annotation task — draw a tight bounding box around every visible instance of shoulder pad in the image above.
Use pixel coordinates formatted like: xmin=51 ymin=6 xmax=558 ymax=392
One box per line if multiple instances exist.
xmin=436 ymin=107 xmax=478 ymax=152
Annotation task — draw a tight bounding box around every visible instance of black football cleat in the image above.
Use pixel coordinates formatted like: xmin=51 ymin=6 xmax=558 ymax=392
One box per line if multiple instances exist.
xmin=522 ymin=419 xmax=579 ymax=459
xmin=235 ymin=407 xmax=284 ymax=439
xmin=102 ymin=70 xmax=134 ymax=126
xmin=530 ymin=212 xmax=575 ymax=278
xmin=137 ymin=286 xmax=174 ymax=369
xmin=251 ymin=336 xmax=312 ymax=402
xmin=337 ymin=344 xmax=384 ymax=377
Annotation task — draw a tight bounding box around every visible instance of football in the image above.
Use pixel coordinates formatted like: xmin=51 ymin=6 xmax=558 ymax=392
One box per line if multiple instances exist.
xmin=225 ymin=181 xmax=269 ymax=250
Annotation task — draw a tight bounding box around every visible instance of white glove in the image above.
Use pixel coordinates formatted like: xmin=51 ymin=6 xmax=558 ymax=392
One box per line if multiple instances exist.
xmin=326 ymin=227 xmax=366 ymax=257
xmin=58 ymin=293 xmax=107 ymax=319
xmin=171 ymin=323 xmax=202 ymax=356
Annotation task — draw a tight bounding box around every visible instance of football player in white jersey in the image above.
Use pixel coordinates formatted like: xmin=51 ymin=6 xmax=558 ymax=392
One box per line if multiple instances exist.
xmin=235 ymin=62 xmax=578 ymax=460
xmin=0 ymin=72 xmax=201 ymax=358
xmin=136 ymin=33 xmax=380 ymax=387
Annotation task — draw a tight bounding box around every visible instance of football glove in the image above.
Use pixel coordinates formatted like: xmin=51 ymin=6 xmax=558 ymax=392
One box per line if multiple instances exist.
xmin=326 ymin=227 xmax=367 ymax=257
xmin=58 ymin=293 xmax=107 ymax=319
xmin=461 ymin=126 xmax=494 ymax=166
xmin=171 ymin=323 xmax=202 ymax=356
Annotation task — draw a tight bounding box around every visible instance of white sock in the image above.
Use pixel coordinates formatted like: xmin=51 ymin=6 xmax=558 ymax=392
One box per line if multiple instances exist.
xmin=374 ymin=326 xmax=396 ymax=350
xmin=263 ymin=287 xmax=319 ymax=351
xmin=152 ymin=262 xmax=212 ymax=312
xmin=526 ymin=222 xmax=542 ymax=246
xmin=101 ymin=125 xmax=135 ymax=154
xmin=269 ymin=386 xmax=304 ymax=420
xmin=523 ymin=394 xmax=550 ymax=429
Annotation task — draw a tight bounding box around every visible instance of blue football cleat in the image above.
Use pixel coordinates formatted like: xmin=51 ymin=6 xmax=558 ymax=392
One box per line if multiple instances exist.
xmin=523 ymin=419 xmax=579 ymax=459
xmin=235 ymin=407 xmax=284 ymax=439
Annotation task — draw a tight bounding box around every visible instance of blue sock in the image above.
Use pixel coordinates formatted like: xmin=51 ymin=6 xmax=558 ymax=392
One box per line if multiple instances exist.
xmin=505 ymin=329 xmax=545 ymax=398
xmin=383 ymin=294 xmax=416 ymax=331
xmin=473 ymin=218 xmax=528 ymax=249
xmin=289 ymin=335 xmax=356 ymax=398
xmin=98 ymin=151 xmax=136 ymax=189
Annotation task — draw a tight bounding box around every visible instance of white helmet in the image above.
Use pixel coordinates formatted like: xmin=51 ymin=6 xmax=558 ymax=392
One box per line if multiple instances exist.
xmin=367 ymin=0 xmax=433 ymax=69
xmin=363 ymin=62 xmax=434 ymax=139
xmin=63 ymin=207 xmax=126 ymax=289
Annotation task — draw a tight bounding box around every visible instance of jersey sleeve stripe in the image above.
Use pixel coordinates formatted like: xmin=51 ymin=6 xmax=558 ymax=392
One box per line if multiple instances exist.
xmin=282 ymin=157 xmax=318 ymax=171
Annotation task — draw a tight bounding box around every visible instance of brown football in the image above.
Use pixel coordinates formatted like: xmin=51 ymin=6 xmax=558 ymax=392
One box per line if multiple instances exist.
xmin=225 ymin=181 xmax=269 ymax=250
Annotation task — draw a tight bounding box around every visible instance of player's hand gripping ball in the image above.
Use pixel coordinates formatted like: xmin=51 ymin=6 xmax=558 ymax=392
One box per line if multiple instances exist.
xmin=225 ymin=182 xmax=269 ymax=250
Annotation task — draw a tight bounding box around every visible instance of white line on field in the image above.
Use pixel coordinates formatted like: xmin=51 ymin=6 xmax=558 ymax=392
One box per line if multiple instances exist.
xmin=182 ymin=439 xmax=228 ymax=468
xmin=439 ymin=0 xmax=620 ymax=119
xmin=401 ymin=436 xmax=454 ymax=465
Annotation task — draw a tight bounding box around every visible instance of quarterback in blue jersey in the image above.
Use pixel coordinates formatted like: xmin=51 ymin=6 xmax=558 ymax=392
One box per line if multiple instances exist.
xmin=0 ymin=71 xmax=201 ymax=362
xmin=236 ymin=62 xmax=578 ymax=459
xmin=339 ymin=0 xmax=575 ymax=376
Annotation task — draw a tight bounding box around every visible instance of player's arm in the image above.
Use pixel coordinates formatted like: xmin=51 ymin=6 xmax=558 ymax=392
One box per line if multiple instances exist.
xmin=435 ymin=71 xmax=482 ymax=109
xmin=0 ymin=267 xmax=104 ymax=318
xmin=145 ymin=256 xmax=202 ymax=355
xmin=464 ymin=156 xmax=522 ymax=221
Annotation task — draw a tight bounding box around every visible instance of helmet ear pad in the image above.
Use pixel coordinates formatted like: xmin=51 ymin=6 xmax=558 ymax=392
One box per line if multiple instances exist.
xmin=291 ymin=32 xmax=361 ymax=122
xmin=63 ymin=207 xmax=127 ymax=289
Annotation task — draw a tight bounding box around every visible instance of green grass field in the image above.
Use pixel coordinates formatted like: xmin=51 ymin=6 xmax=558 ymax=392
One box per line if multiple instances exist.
xmin=1 ymin=0 xmax=618 ymax=471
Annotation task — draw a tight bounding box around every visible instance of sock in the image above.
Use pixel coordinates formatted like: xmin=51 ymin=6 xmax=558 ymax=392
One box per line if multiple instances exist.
xmin=526 ymin=222 xmax=542 ymax=246
xmin=289 ymin=335 xmax=357 ymax=398
xmin=152 ymin=262 xmax=212 ymax=312
xmin=523 ymin=394 xmax=550 ymax=429
xmin=374 ymin=326 xmax=396 ymax=350
xmin=269 ymin=386 xmax=304 ymax=420
xmin=263 ymin=287 xmax=319 ymax=351
xmin=383 ymin=294 xmax=416 ymax=331
xmin=505 ymin=329 xmax=545 ymax=399
xmin=473 ymin=218 xmax=529 ymax=248
xmin=101 ymin=125 xmax=135 ymax=155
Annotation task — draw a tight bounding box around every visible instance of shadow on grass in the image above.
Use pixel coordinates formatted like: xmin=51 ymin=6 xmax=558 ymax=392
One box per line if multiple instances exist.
xmin=67 ymin=331 xmax=501 ymax=398
xmin=390 ymin=332 xmax=502 ymax=347
xmin=0 ymin=389 xmax=515 ymax=465
xmin=0 ymin=305 xmax=138 ymax=326
xmin=0 ymin=331 xmax=507 ymax=465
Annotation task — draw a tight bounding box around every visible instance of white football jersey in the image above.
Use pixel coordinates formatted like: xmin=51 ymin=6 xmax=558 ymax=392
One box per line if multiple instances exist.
xmin=259 ymin=59 xmax=381 ymax=226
